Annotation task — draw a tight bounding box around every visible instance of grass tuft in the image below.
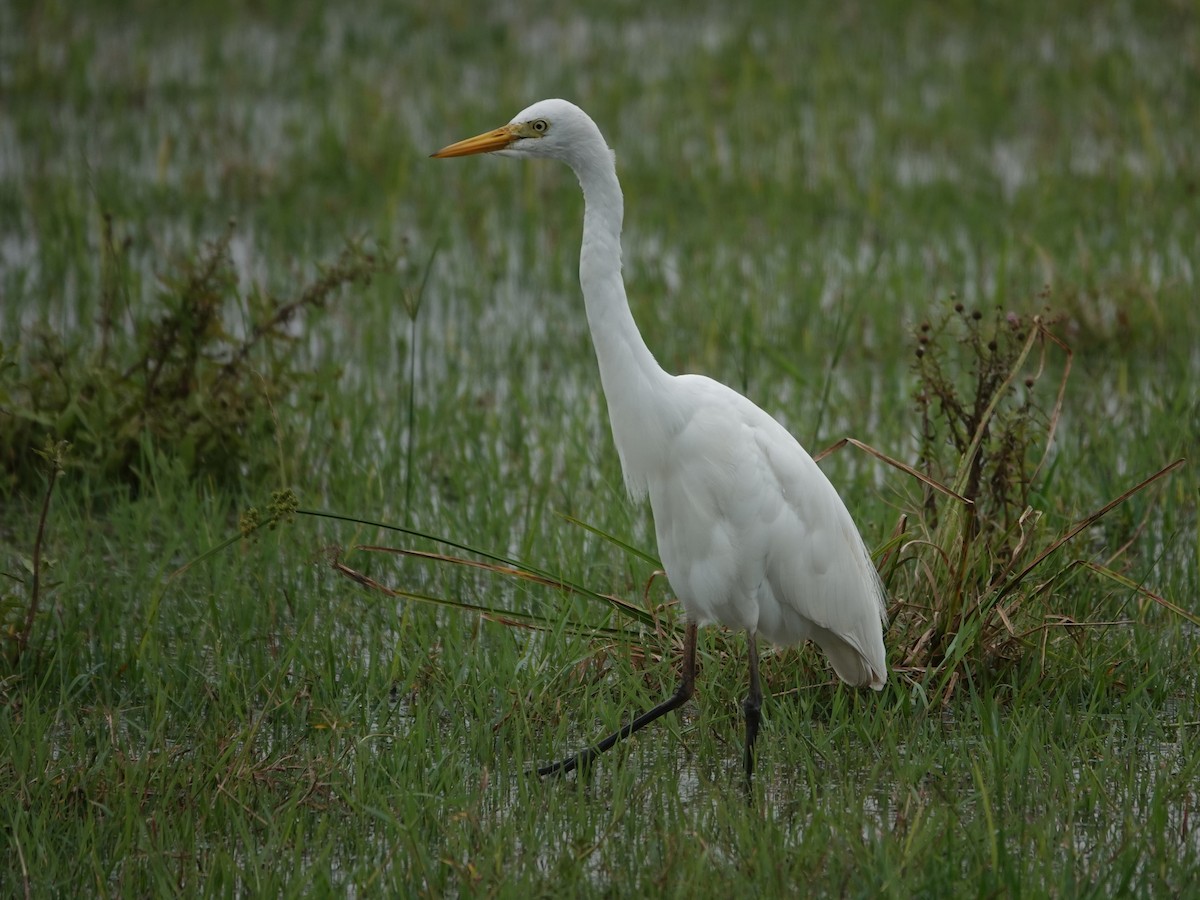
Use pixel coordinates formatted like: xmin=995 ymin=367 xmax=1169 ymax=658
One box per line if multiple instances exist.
xmin=886 ymin=298 xmax=1186 ymax=696
xmin=0 ymin=221 xmax=388 ymax=491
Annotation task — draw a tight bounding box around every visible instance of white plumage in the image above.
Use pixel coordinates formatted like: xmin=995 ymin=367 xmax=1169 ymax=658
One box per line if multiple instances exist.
xmin=434 ymin=99 xmax=886 ymax=780
xmin=649 ymin=374 xmax=887 ymax=683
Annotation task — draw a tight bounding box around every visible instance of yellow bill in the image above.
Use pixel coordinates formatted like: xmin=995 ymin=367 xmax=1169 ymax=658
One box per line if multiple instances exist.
xmin=431 ymin=124 xmax=519 ymax=158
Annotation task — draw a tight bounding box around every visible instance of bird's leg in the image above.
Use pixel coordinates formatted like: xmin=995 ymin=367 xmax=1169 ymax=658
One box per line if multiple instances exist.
xmin=743 ymin=631 xmax=762 ymax=784
xmin=537 ymin=621 xmax=698 ymax=778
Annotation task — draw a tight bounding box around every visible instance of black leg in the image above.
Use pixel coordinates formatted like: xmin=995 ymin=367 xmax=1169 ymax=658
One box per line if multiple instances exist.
xmin=537 ymin=621 xmax=698 ymax=777
xmin=743 ymin=631 xmax=762 ymax=784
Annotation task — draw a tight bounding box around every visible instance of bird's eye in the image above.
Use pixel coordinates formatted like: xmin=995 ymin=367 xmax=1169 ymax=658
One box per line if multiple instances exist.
xmin=531 ymin=119 xmax=549 ymax=134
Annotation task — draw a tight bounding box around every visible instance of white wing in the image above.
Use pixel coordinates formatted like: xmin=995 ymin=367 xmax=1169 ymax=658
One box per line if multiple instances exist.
xmin=646 ymin=374 xmax=887 ymax=689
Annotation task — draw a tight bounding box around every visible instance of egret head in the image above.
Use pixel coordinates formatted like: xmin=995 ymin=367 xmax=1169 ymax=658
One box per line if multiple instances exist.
xmin=432 ymin=99 xmax=608 ymax=170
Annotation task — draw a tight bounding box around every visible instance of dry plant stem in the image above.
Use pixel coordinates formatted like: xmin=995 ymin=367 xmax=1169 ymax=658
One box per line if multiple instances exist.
xmin=1027 ymin=323 xmax=1073 ymax=481
xmin=354 ymin=544 xmax=652 ymax=623
xmin=813 ymin=437 xmax=973 ymax=508
xmin=537 ymin=621 xmax=699 ymax=778
xmin=990 ymin=458 xmax=1186 ymax=606
xmin=743 ymin=632 xmax=763 ymax=784
xmin=1076 ymin=561 xmax=1200 ymax=627
xmin=18 ymin=460 xmax=59 ymax=658
xmin=331 ymin=556 xmax=550 ymax=630
xmin=13 ymin=828 xmax=29 ymax=900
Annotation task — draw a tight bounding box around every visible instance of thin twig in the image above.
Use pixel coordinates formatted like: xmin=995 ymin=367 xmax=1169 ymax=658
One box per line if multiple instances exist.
xmin=814 ymin=436 xmax=973 ymax=507
xmin=18 ymin=450 xmax=62 ymax=659
xmin=329 ymin=554 xmax=637 ymax=639
xmin=991 ymin=458 xmax=1185 ymax=605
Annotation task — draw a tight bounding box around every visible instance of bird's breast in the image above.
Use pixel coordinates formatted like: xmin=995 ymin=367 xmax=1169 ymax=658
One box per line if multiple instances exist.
xmin=646 ymin=412 xmax=783 ymax=633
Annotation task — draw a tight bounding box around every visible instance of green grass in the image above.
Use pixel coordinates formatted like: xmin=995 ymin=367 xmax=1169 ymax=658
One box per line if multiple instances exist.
xmin=2 ymin=0 xmax=1198 ymax=895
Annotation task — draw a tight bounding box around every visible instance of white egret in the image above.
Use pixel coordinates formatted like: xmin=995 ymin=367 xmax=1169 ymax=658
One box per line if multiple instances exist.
xmin=433 ymin=99 xmax=887 ymax=782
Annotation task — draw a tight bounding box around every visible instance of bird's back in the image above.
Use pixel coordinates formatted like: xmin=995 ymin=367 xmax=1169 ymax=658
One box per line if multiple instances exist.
xmin=643 ymin=374 xmax=887 ymax=689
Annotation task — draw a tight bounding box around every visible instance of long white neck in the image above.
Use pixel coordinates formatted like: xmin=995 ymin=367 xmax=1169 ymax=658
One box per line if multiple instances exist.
xmin=568 ymin=143 xmax=672 ymax=499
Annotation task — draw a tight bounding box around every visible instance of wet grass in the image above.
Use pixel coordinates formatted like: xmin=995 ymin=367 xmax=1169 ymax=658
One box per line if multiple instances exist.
xmin=2 ymin=0 xmax=1198 ymax=895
